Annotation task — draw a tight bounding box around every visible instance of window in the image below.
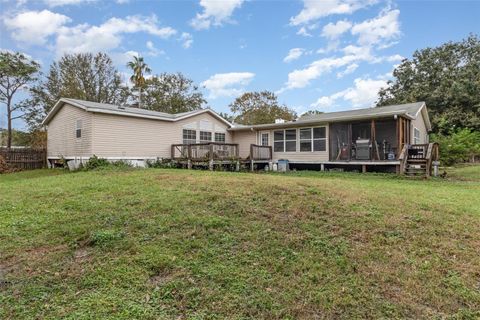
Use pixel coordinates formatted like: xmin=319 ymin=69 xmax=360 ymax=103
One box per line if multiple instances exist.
xmin=200 ymin=131 xmax=212 ymax=142
xmin=414 ymin=127 xmax=420 ymax=144
xmin=261 ymin=133 xmax=269 ymax=146
xmin=299 ymin=127 xmax=326 ymax=152
xmin=274 ymin=130 xmax=284 ymax=152
xmin=76 ymin=120 xmax=82 ymax=138
xmin=215 ymin=132 xmax=225 ymax=142
xmin=273 ymin=129 xmax=297 ymax=152
xmin=285 ymin=129 xmax=296 ymax=152
xmin=183 ymin=129 xmax=196 ymax=144
xmin=300 ymin=128 xmax=312 ymax=151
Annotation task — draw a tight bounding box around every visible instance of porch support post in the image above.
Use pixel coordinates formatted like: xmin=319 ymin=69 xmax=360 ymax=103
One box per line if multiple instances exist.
xmin=362 ymin=164 xmax=367 ymax=173
xmin=321 ymin=163 xmax=325 ymax=171
xmin=250 ymin=160 xmax=254 ymax=172
xmin=371 ymin=119 xmax=376 ymax=160
xmin=209 ymin=143 xmax=214 ymax=171
xmin=236 ymin=160 xmax=240 ymax=172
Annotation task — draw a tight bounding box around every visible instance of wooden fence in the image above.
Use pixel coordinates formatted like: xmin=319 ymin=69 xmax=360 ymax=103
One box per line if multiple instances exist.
xmin=0 ymin=148 xmax=47 ymax=170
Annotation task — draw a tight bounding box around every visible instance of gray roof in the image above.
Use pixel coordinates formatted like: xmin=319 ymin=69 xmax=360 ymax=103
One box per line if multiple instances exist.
xmin=60 ymin=98 xmax=202 ymax=119
xmin=230 ymin=102 xmax=429 ymax=131
xmin=299 ymin=102 xmax=425 ymax=121
xmin=43 ymin=98 xmax=232 ymax=126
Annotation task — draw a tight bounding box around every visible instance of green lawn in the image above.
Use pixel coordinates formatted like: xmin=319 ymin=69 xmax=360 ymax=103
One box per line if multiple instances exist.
xmin=1 ymin=168 xmax=479 ymax=319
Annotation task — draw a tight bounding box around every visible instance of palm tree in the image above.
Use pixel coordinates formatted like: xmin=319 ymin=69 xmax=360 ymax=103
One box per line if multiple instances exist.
xmin=127 ymin=56 xmax=151 ymax=108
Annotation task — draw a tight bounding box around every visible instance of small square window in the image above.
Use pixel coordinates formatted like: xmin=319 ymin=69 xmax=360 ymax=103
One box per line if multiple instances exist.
xmin=200 ymin=131 xmax=212 ymax=142
xmin=313 ymin=127 xmax=326 ymax=139
xmin=313 ymin=139 xmax=326 ymax=151
xmin=274 ymin=141 xmax=284 ymax=152
xmin=183 ymin=129 xmax=196 ymax=144
xmin=75 ymin=120 xmax=82 ymax=138
xmin=215 ymin=132 xmax=225 ymax=142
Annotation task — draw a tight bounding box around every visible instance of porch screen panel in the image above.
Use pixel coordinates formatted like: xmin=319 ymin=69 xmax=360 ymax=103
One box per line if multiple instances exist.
xmin=375 ymin=119 xmax=397 ymax=160
xmin=329 ymin=123 xmax=350 ymax=161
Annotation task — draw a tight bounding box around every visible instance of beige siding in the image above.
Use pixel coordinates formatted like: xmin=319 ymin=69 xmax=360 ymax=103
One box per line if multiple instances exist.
xmin=268 ymin=124 xmax=329 ymax=162
xmin=91 ymin=112 xmax=232 ymax=158
xmin=231 ymin=130 xmax=257 ymax=158
xmin=411 ymin=112 xmax=428 ymax=144
xmin=47 ymin=104 xmax=92 ymax=158
xmin=231 ymin=123 xmax=330 ymax=162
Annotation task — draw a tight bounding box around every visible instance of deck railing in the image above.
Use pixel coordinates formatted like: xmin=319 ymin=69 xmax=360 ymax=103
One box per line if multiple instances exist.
xmin=171 ymin=143 xmax=239 ymax=161
xmin=407 ymin=144 xmax=429 ymax=159
xmin=250 ymin=144 xmax=272 ymax=161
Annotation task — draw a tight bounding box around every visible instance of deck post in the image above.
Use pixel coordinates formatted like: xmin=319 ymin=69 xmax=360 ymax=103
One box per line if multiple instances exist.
xmin=209 ymin=143 xmax=214 ymax=171
xmin=321 ymin=163 xmax=325 ymax=171
xmin=187 ymin=159 xmax=192 ymax=170
xmin=236 ymin=160 xmax=240 ymax=172
xmin=362 ymin=164 xmax=367 ymax=173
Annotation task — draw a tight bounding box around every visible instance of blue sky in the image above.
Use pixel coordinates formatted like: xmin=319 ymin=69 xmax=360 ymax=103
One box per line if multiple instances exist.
xmin=1 ymin=0 xmax=479 ymax=130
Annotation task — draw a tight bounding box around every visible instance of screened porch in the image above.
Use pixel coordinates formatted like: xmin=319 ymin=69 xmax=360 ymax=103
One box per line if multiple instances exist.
xmin=329 ymin=117 xmax=410 ymax=162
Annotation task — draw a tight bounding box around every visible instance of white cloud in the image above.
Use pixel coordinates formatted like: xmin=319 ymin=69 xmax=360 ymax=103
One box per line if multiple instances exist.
xmin=3 ymin=10 xmax=71 ymax=45
xmin=282 ymin=45 xmax=375 ymax=90
xmin=190 ymin=0 xmax=244 ymax=30
xmin=351 ymin=9 xmax=400 ymax=46
xmin=55 ymin=15 xmax=176 ymax=55
xmin=201 ymin=72 xmax=254 ymax=99
xmin=3 ymin=11 xmax=177 ymax=55
xmin=283 ymin=48 xmax=304 ymax=63
xmin=111 ymin=50 xmax=139 ymax=66
xmin=321 ymin=19 xmax=352 ymax=39
xmin=296 ymin=27 xmax=312 ymax=37
xmin=179 ymin=32 xmax=193 ymax=49
xmin=336 ymin=63 xmax=358 ymax=78
xmin=145 ymin=41 xmax=165 ymax=57
xmin=43 ymin=0 xmax=95 ymax=7
xmin=290 ymin=0 xmax=377 ymax=26
xmin=312 ymin=77 xmax=387 ymax=109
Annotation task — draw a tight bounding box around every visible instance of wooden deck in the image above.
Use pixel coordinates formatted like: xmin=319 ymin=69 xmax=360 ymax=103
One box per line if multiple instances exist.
xmin=170 ymin=142 xmax=439 ymax=176
xmin=171 ymin=143 xmax=272 ymax=171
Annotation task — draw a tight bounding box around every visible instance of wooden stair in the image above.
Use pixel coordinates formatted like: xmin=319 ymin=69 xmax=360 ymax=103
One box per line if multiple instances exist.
xmin=399 ymin=143 xmax=439 ymax=178
xmin=405 ymin=159 xmax=428 ymax=177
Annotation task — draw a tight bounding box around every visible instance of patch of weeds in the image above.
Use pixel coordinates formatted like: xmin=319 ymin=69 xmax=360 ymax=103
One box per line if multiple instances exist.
xmin=382 ymin=230 xmax=404 ymax=240
xmin=89 ymin=230 xmax=125 ymax=247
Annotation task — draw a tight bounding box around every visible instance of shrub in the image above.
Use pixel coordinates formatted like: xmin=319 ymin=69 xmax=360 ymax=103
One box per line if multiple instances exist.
xmin=83 ymin=155 xmax=133 ymax=170
xmin=83 ymin=155 xmax=110 ymax=170
xmin=146 ymin=158 xmax=177 ymax=169
xmin=431 ymin=128 xmax=480 ymax=166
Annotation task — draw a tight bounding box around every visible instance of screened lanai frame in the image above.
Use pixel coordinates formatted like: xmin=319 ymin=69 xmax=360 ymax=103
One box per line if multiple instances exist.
xmin=329 ymin=117 xmax=410 ymax=162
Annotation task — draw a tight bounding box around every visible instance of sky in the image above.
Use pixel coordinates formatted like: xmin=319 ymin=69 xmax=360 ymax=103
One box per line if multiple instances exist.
xmin=1 ymin=0 xmax=479 ymax=130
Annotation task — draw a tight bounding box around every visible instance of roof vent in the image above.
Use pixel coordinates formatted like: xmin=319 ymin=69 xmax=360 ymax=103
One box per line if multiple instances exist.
xmin=275 ymin=118 xmax=285 ymax=124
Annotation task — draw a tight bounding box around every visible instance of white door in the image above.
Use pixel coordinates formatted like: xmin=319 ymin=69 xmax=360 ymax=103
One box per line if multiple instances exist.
xmin=259 ymin=132 xmax=269 ymax=146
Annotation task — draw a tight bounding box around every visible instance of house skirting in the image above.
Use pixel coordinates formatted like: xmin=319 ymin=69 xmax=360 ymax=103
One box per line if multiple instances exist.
xmin=47 ymin=156 xmax=161 ymax=169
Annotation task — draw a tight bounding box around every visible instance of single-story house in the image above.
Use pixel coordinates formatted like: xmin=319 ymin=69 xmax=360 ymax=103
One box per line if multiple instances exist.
xmin=43 ymin=98 xmax=437 ymax=175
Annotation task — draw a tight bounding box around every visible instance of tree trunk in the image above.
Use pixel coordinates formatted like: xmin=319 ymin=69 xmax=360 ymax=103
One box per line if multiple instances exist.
xmin=139 ymin=87 xmax=142 ymax=109
xmin=7 ymin=98 xmax=12 ymax=149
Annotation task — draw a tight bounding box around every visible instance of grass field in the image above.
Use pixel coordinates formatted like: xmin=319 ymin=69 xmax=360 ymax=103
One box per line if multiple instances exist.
xmin=1 ymin=167 xmax=479 ymax=319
